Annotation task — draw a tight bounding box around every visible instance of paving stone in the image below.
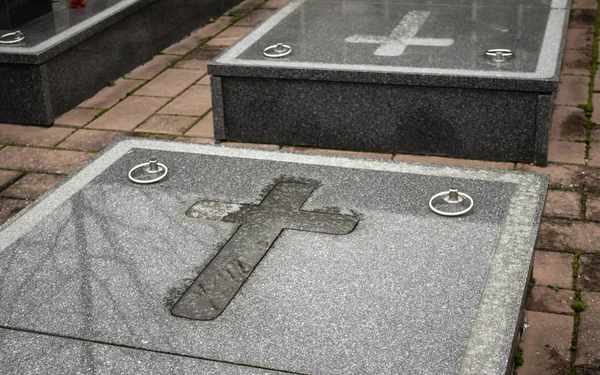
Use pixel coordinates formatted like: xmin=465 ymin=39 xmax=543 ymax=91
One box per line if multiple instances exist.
xmin=527 ymin=286 xmax=576 ymax=315
xmin=538 ymin=219 xmax=600 ymax=253
xmin=174 ymin=136 xmax=215 ymax=144
xmin=569 ymin=9 xmax=597 ymax=29
xmin=518 ymin=164 xmax=600 ymax=193
xmin=191 ymin=17 xmax=237 ymax=40
xmin=283 ymin=146 xmax=392 ymax=159
xmin=591 ymin=96 xmax=600 ymax=124
xmin=517 ymin=311 xmax=573 ymax=375
xmin=135 ymin=115 xmax=197 ymax=135
xmin=547 ymin=141 xmax=586 ymax=165
xmin=54 ymin=108 xmax=101 ymax=127
xmin=587 ymin=194 xmax=600 ymax=221
xmin=550 ymin=106 xmax=587 ymax=141
xmin=221 ymin=142 xmax=280 ymax=149
xmin=125 ymin=55 xmax=179 ymax=80
xmin=533 ymin=251 xmax=575 ymax=289
xmin=134 ymin=69 xmax=205 ymax=98
xmin=562 ymin=49 xmax=592 ymax=76
xmin=0 ymin=124 xmax=73 ymax=148
xmin=197 ymin=74 xmax=211 ymax=85
xmin=0 ymin=147 xmax=92 ymax=175
xmin=577 ymin=255 xmax=600 ymax=292
xmin=262 ymin=0 xmax=288 ymax=8
xmin=162 ymin=34 xmax=208 ymax=56
xmin=556 ymin=76 xmax=590 ymax=106
xmin=543 ymin=190 xmax=581 ymax=219
xmin=573 ymin=0 xmax=598 ymax=10
xmin=576 ymin=368 xmax=600 ymax=375
xmin=158 ymin=85 xmax=212 ymax=117
xmin=206 ymin=26 xmax=252 ymax=46
xmin=0 ymin=170 xmax=22 ymax=191
xmin=590 ymin=142 xmax=600 ymax=167
xmin=175 ymin=45 xmax=225 ymax=70
xmin=393 ymin=154 xmax=515 ymax=169
xmin=565 ymin=28 xmax=594 ymax=50
xmin=235 ymin=9 xmax=276 ymax=27
xmin=86 ymin=96 xmax=170 ymax=132
xmin=0 ymin=198 xmax=28 ymax=225
xmin=592 ymin=126 xmax=600 ymax=140
xmin=79 ymin=78 xmax=143 ymax=109
xmin=225 ymin=0 xmax=263 ymax=15
xmin=576 ymin=292 xmax=600 ymax=367
xmin=57 ymin=129 xmax=124 ymax=152
xmin=1 ymin=173 xmax=64 ymax=200
xmin=184 ymin=112 xmax=214 ymax=138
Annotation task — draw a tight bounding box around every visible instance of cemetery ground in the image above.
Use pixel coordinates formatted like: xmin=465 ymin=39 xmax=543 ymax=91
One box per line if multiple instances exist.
xmin=0 ymin=0 xmax=599 ymax=374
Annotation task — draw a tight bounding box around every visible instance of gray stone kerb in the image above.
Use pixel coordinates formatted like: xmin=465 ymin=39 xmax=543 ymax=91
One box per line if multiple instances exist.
xmin=0 ymin=138 xmax=548 ymax=375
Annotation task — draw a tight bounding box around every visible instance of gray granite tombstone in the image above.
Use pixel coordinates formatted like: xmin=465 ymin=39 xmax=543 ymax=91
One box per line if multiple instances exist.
xmin=0 ymin=0 xmax=53 ymax=30
xmin=0 ymin=138 xmax=548 ymax=374
xmin=209 ymin=0 xmax=570 ymax=166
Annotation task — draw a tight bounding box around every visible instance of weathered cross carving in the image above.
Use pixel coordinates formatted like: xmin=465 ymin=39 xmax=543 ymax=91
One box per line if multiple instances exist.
xmin=345 ymin=11 xmax=454 ymax=56
xmin=171 ymin=181 xmax=358 ymax=320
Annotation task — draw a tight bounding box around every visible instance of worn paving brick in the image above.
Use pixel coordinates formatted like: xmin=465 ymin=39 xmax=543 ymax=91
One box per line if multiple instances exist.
xmin=1 ymin=173 xmax=64 ymax=200
xmin=162 ymin=33 xmax=208 ymax=56
xmin=135 ymin=115 xmax=197 ymax=135
xmin=125 ymin=55 xmax=179 ymax=80
xmin=0 ymin=147 xmax=92 ymax=175
xmin=533 ymin=250 xmax=574 ymax=289
xmin=226 ymin=0 xmax=264 ymax=15
xmin=591 ymin=96 xmax=600 ymax=124
xmin=590 ymin=142 xmax=600 ymax=167
xmin=547 ymin=141 xmax=586 ymax=165
xmin=184 ymin=112 xmax=214 ymax=138
xmin=191 ymin=17 xmax=236 ymax=40
xmin=0 ymin=198 xmax=29 ymax=225
xmin=592 ymin=126 xmax=600 ymax=140
xmin=206 ymin=26 xmax=253 ymax=46
xmin=587 ymin=194 xmax=600 ymax=221
xmin=518 ymin=164 xmax=600 ymax=193
xmin=57 ymin=129 xmax=124 ymax=152
xmin=527 ymin=286 xmax=576 ymax=315
xmin=576 ymin=368 xmax=600 ymax=375
xmin=236 ymin=9 xmax=276 ymax=27
xmin=562 ymin=49 xmax=593 ymax=76
xmin=222 ymin=142 xmax=280 ymax=150
xmin=175 ymin=136 xmax=215 ymax=144
xmin=565 ymin=28 xmax=594 ymax=50
xmin=573 ymin=0 xmax=598 ymax=9
xmin=79 ymin=78 xmax=143 ymax=109
xmin=577 ymin=255 xmax=600 ymax=292
xmin=134 ymin=69 xmax=205 ymax=98
xmin=54 ymin=108 xmax=101 ymax=127
xmin=538 ymin=219 xmax=600 ymax=253
xmin=576 ymin=292 xmax=600 ymax=367
xmin=0 ymin=170 xmax=22 ymax=191
xmin=517 ymin=311 xmax=573 ymax=375
xmin=544 ymin=190 xmax=581 ymax=219
xmin=262 ymin=0 xmax=288 ymax=8
xmin=158 ymin=85 xmax=211 ymax=117
xmin=550 ymin=106 xmax=587 ymax=141
xmin=86 ymin=96 xmax=170 ymax=131
xmin=283 ymin=146 xmax=392 ymax=159
xmin=197 ymin=74 xmax=211 ymax=85
xmin=556 ymin=76 xmax=590 ymax=106
xmin=393 ymin=154 xmax=515 ymax=169
xmin=175 ymin=45 xmax=225 ymax=70
xmin=570 ymin=9 xmax=597 ymax=29
xmin=0 ymin=124 xmax=73 ymax=148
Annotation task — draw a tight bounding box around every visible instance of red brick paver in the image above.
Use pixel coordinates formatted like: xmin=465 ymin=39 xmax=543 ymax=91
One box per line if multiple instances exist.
xmin=58 ymin=129 xmax=125 ymax=152
xmin=550 ymin=106 xmax=587 ymax=141
xmin=134 ymin=69 xmax=205 ymax=98
xmin=565 ymin=28 xmax=594 ymax=51
xmin=184 ymin=112 xmax=214 ymax=138
xmin=86 ymin=96 xmax=170 ymax=131
xmin=556 ymin=76 xmax=590 ymax=106
xmin=284 ymin=146 xmax=393 ymax=159
xmin=135 ymin=115 xmax=197 ymax=135
xmin=0 ymin=147 xmax=92 ymax=175
xmin=1 ymin=173 xmax=64 ymax=200
xmin=518 ymin=164 xmax=600 ymax=192
xmin=79 ymin=78 xmax=143 ymax=109
xmin=577 ymin=255 xmax=600 ymax=292
xmin=206 ymin=26 xmax=253 ymax=46
xmin=538 ymin=219 xmax=600 ymax=253
xmin=527 ymin=286 xmax=576 ymax=315
xmin=533 ymin=251 xmax=575 ymax=289
xmin=392 ymin=154 xmax=515 ymax=169
xmin=158 ymin=85 xmax=212 ymax=116
xmin=54 ymin=108 xmax=101 ymax=127
xmin=0 ymin=124 xmax=73 ymax=147
xmin=587 ymin=194 xmax=600 ymax=221
xmin=590 ymin=141 xmax=600 ymax=167
xmin=0 ymin=198 xmax=29 ymax=225
xmin=576 ymin=292 xmax=600 ymax=366
xmin=0 ymin=170 xmax=22 ymax=191
xmin=543 ymin=190 xmax=582 ymax=219
xmin=125 ymin=55 xmax=179 ymax=80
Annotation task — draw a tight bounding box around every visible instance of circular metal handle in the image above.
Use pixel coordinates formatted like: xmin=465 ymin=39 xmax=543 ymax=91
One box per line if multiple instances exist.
xmin=128 ymin=160 xmax=168 ymax=184
xmin=429 ymin=190 xmax=474 ymax=217
xmin=485 ymin=49 xmax=513 ymax=62
xmin=263 ymin=43 xmax=292 ymax=58
xmin=0 ymin=31 xmax=25 ymax=45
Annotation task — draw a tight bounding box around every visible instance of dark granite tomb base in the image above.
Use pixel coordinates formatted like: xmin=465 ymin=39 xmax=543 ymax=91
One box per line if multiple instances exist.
xmin=0 ymin=0 xmax=52 ymax=30
xmin=0 ymin=0 xmax=242 ymax=126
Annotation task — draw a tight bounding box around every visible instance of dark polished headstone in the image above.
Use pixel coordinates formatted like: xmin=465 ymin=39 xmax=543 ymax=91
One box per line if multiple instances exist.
xmin=209 ymin=0 xmax=571 ymax=166
xmin=0 ymin=0 xmax=52 ymax=30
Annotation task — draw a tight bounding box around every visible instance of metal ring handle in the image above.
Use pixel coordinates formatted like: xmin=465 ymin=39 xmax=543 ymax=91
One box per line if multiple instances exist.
xmin=128 ymin=162 xmax=168 ymax=184
xmin=429 ymin=191 xmax=474 ymax=217
xmin=263 ymin=43 xmax=292 ymax=58
xmin=485 ymin=48 xmax=513 ymax=62
xmin=0 ymin=31 xmax=25 ymax=45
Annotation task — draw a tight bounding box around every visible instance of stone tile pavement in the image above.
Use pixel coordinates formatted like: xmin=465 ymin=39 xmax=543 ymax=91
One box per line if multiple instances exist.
xmin=1 ymin=0 xmax=600 ymax=373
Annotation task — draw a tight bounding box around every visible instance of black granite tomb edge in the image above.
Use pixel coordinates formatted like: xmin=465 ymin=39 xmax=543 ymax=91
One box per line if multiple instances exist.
xmin=211 ymin=76 xmax=226 ymax=139
xmin=534 ymin=95 xmax=553 ymax=166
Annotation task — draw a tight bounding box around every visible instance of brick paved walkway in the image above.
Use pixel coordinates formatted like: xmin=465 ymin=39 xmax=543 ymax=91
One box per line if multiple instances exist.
xmin=1 ymin=0 xmax=600 ymax=373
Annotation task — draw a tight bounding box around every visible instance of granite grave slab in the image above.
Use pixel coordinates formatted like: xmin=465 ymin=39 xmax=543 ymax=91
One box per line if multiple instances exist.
xmin=0 ymin=138 xmax=547 ymax=374
xmin=0 ymin=0 xmax=53 ymax=30
xmin=209 ymin=0 xmax=571 ymax=165
xmin=0 ymin=0 xmax=243 ymax=126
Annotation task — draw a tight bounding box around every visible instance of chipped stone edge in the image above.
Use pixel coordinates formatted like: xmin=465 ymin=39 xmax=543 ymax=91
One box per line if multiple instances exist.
xmin=0 ymin=138 xmax=549 ymax=375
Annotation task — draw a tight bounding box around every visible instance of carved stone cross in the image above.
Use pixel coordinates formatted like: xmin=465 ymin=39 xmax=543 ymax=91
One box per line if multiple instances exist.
xmin=171 ymin=181 xmax=358 ymax=320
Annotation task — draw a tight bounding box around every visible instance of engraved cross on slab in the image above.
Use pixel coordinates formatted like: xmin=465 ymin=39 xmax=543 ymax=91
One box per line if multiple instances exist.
xmin=171 ymin=181 xmax=359 ymax=320
xmin=345 ymin=11 xmax=454 ymax=56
